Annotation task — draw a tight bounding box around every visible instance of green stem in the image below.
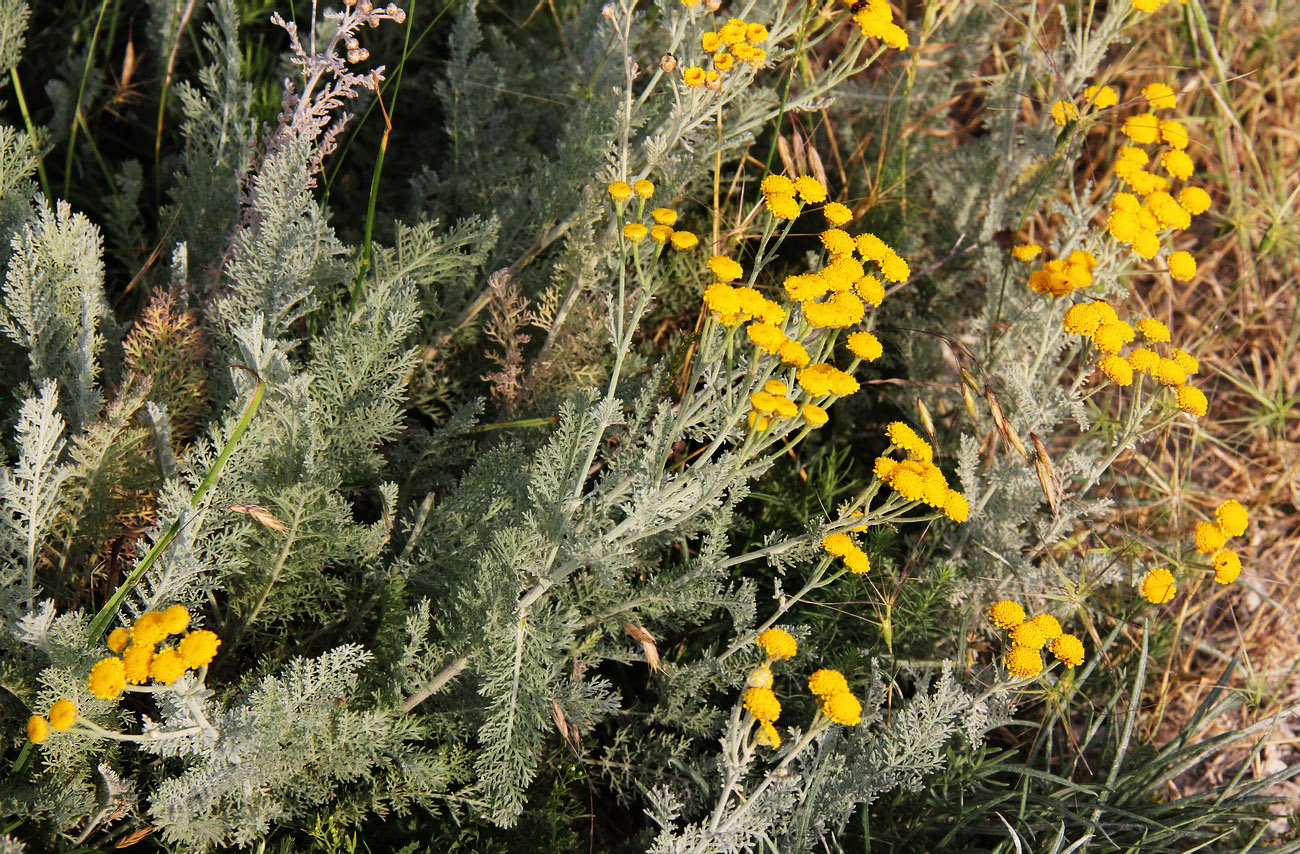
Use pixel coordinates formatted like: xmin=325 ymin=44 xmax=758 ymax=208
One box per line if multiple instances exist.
xmin=8 ymin=68 xmax=50 ymax=199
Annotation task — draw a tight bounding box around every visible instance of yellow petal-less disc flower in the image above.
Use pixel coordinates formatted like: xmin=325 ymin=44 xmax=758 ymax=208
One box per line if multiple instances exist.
xmin=1121 ymin=112 xmax=1161 ymax=144
xmin=748 ymin=412 xmax=770 ymax=431
xmin=746 ymin=22 xmax=769 ymax=42
xmin=1160 ymin=119 xmax=1190 ymax=150
xmin=1127 ymin=348 xmax=1159 ymax=374
xmin=1004 ymin=646 xmax=1044 ymax=678
xmin=649 ymin=224 xmax=673 ymax=244
xmin=623 ymin=223 xmax=648 ymax=243
xmin=942 ymin=490 xmax=970 ymax=523
xmin=878 ymin=253 xmax=911 ymax=283
xmin=819 ymin=228 xmax=855 ymax=256
xmin=1153 ymin=357 xmax=1187 ymax=387
xmin=1083 ymin=84 xmax=1118 ymax=109
xmin=1212 ymin=549 xmax=1242 ymax=584
xmin=1171 ymin=348 xmax=1199 ymax=376
xmin=822 ymin=532 xmax=853 ymax=556
xmin=1176 ymin=384 xmax=1208 ymax=417
xmin=761 ymin=174 xmax=796 ymax=197
xmin=1194 ymin=521 xmax=1227 ymax=554
xmin=854 ymin=275 xmax=886 ymax=307
xmin=161 ymin=605 xmax=191 ymax=635
xmin=607 ymin=181 xmax=633 ymax=202
xmin=1161 ymin=149 xmax=1194 ymax=180
xmin=122 ymin=643 xmax=154 ymax=685
xmin=1063 ymin=302 xmax=1101 ymax=336
xmin=823 ymin=202 xmax=853 ymax=226
xmin=1135 ymin=318 xmax=1171 ymax=343
xmin=755 ymin=719 xmax=781 ymax=748
xmin=766 ymin=193 xmax=802 ymax=220
xmin=1132 ymin=230 xmax=1161 ymax=260
xmin=763 ymin=380 xmax=787 ymax=396
xmin=779 ymin=340 xmax=810 ymax=367
xmin=150 ymin=648 xmax=188 ymax=685
xmin=178 ymin=629 xmax=221 ymax=669
xmin=132 ymin=611 xmax=168 ymax=646
xmin=846 ymin=331 xmax=883 ymax=362
xmin=746 ymin=322 xmax=786 ymax=355
xmin=1011 ymin=243 xmax=1042 ymax=261
xmin=27 ymin=715 xmax=50 ymax=744
xmin=1168 ymin=251 xmax=1197 ymax=282
xmin=88 ymin=657 xmax=126 ymax=700
xmin=107 ymin=626 xmax=130 ymax=654
xmin=707 ymin=255 xmax=744 ymax=282
xmin=1049 ymin=100 xmax=1079 ymax=125
xmin=808 ymin=669 xmax=850 ymax=699
xmin=1178 ymin=186 xmax=1211 ymax=215
xmin=1050 ymin=633 xmax=1085 ymax=667
xmin=755 ymin=628 xmax=797 ymax=660
xmin=48 ymin=698 xmax=77 ymax=731
xmin=1141 ymin=567 xmax=1177 ymax=603
xmin=682 ymin=66 xmax=705 ymax=87
xmin=989 ymin=600 xmax=1026 ymax=629
xmin=713 ymin=53 xmax=735 ymax=72
xmin=743 ymin=687 xmax=781 ymax=722
xmin=793 ymin=175 xmax=827 ymax=204
xmin=885 ymin=421 xmax=932 ymax=462
xmin=1028 ymin=614 xmax=1063 ymax=640
xmin=1092 ymin=322 xmax=1134 ymax=355
xmin=801 ymin=404 xmax=829 ymax=427
xmin=1098 ymin=355 xmax=1134 ymax=387
xmin=633 ymin=179 xmax=654 ymax=200
xmin=651 ymin=208 xmax=677 ymax=226
xmin=822 ymin=691 xmax=863 ymax=726
xmin=843 ymin=547 xmax=871 ymax=574
xmin=1010 ymin=621 xmax=1048 ymax=650
xmin=670 ymin=230 xmax=699 ymax=251
xmin=1142 ymin=82 xmax=1177 ymax=110
xmin=1215 ymin=500 xmax=1249 ymax=538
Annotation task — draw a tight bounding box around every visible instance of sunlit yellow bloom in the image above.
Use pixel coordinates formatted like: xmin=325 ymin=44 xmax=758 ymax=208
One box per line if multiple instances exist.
xmin=1176 ymin=384 xmax=1208 ymax=417
xmin=756 ymin=628 xmax=798 ymax=660
xmin=989 ymin=600 xmax=1026 ymax=629
xmin=743 ymin=687 xmax=781 ymax=722
xmin=1141 ymin=567 xmax=1177 ymax=603
xmin=1142 ymin=82 xmax=1177 ymax=109
xmin=1215 ymin=500 xmax=1249 ymax=538
xmin=823 ymin=202 xmax=853 ymax=226
xmin=1011 ymin=243 xmax=1042 ymax=261
xmin=1194 ymin=521 xmax=1226 ymax=554
xmin=1212 ymin=549 xmax=1242 ymax=584
xmin=1050 ymin=633 xmax=1085 ymax=667
xmin=1005 ymin=646 xmax=1044 ymax=678
xmin=1168 ymin=251 xmax=1197 ymax=281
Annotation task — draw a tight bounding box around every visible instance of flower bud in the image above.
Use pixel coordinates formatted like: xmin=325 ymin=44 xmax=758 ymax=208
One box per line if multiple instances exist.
xmin=659 ymin=54 xmax=678 ymax=72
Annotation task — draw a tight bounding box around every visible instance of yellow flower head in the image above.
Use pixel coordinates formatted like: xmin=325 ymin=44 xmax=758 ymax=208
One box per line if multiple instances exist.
xmin=766 ymin=193 xmax=802 ymax=220
xmin=755 ymin=719 xmax=782 ymax=748
xmin=651 ymin=207 xmax=678 ymax=226
xmin=797 ymin=363 xmax=860 ymax=398
xmin=823 ymin=202 xmax=853 ymax=226
xmin=160 ymin=603 xmax=191 ymax=636
xmin=1010 ymin=621 xmax=1047 ymax=650
xmin=1063 ymin=302 xmax=1102 ymax=336
xmin=761 ymin=174 xmax=796 ymax=197
xmin=1049 ymin=100 xmax=1079 ymax=126
xmin=150 ymin=648 xmax=188 ymax=685
xmin=178 ymin=629 xmax=221 ymax=669
xmin=878 ymin=252 xmax=910 ymax=283
xmin=989 ymin=600 xmax=1026 ymax=630
xmin=1135 ymin=318 xmax=1171 ymax=343
xmin=122 ymin=642 xmax=154 ymax=685
xmin=682 ymin=66 xmax=705 ymax=88
xmin=743 ymin=687 xmax=781 ymax=722
xmin=801 ymin=404 xmax=829 ymax=427
xmin=649 ymin=224 xmax=674 ymax=244
xmin=713 ymin=53 xmax=735 ymax=72
xmin=1004 ymin=645 xmax=1044 ymax=678
xmin=1168 ymin=251 xmax=1197 ymax=282
xmin=808 ymin=668 xmax=850 ymax=699
xmin=793 ymin=175 xmax=828 ymax=204
xmin=1212 ymin=549 xmax=1242 ymax=584
xmin=48 ymin=698 xmax=77 ymax=731
xmin=719 ymin=18 xmax=747 ymax=44
xmin=820 ymin=228 xmax=856 ymax=256
xmin=607 ymin=181 xmax=633 ymax=202
xmin=746 ymin=22 xmax=769 ymax=42
xmin=855 ymin=275 xmax=886 ymax=307
xmin=1160 ymin=119 xmax=1190 ymax=149
xmin=1121 ymin=112 xmax=1161 ymax=145
xmin=756 ymin=628 xmax=798 ymax=660
xmin=885 ymin=421 xmax=932 ymax=462
xmin=1126 ymin=348 xmax=1158 ymax=374
xmin=1011 ymin=243 xmax=1042 ymax=261
xmin=633 ymin=179 xmax=655 ymax=200
xmin=27 ymin=715 xmax=49 ymax=744
xmin=1215 ymin=500 xmax=1249 ymax=538
xmin=132 ymin=611 xmax=168 ymax=647
xmin=1153 ymin=357 xmax=1187 ymax=387
xmin=821 ymin=691 xmax=863 ymax=726
xmin=1161 ymin=150 xmax=1194 ymax=180
xmin=1176 ymin=384 xmax=1208 ymax=417
xmin=746 ymin=322 xmax=786 ymax=355
xmin=943 ymin=490 xmax=970 ymax=523
xmin=670 ymin=230 xmax=699 ymax=251
xmin=1028 ymin=614 xmax=1063 ymax=640
xmin=779 ymin=339 xmax=810 ymax=367
xmin=623 ymin=223 xmax=647 ymax=243
xmin=1098 ymin=355 xmax=1134 ymax=387
xmin=843 ymin=547 xmax=871 ymax=574
xmin=708 ymin=255 xmax=744 ymax=282
xmin=1194 ymin=521 xmax=1227 ymax=554
xmin=1050 ymin=633 xmax=1085 ymax=667
xmin=822 ymin=532 xmax=854 ymax=557
xmin=1178 ymin=186 xmax=1211 ymax=215
xmin=846 ymin=331 xmax=883 ymax=362
xmin=701 ymin=31 xmax=722 ymax=52
xmin=1170 ymin=348 xmax=1199 ymax=376
xmin=107 ymin=626 xmax=130 ymax=654
xmin=1142 ymin=82 xmax=1177 ymax=110
xmin=1092 ymin=321 xmax=1135 ymax=355
xmin=1084 ymin=84 xmax=1118 ymax=109
xmin=87 ymin=656 xmax=126 ymax=700
xmin=1141 ymin=567 xmax=1177 ymax=604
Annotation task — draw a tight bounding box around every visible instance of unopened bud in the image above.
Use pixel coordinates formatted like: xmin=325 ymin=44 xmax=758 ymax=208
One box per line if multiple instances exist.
xmin=601 ymin=3 xmax=615 ymax=17
xmin=659 ymin=53 xmax=678 ymax=72
xmin=704 ymin=0 xmax=721 ymax=10
xmin=347 ymin=47 xmax=370 ymax=63
xmin=705 ymin=71 xmax=722 ymax=90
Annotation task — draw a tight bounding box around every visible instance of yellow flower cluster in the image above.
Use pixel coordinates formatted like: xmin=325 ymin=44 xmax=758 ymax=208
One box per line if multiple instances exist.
xmin=1025 ymin=249 xmax=1097 ymax=297
xmin=610 ymin=181 xmax=699 ymax=251
xmin=683 ymin=18 xmax=769 ymax=89
xmin=742 ymin=627 xmax=799 ymax=748
xmin=987 ymin=599 xmax=1085 ymax=675
xmin=872 ymin=422 xmax=970 ymax=522
xmin=1047 ymin=83 xmax=1119 ymax=127
xmin=26 ymin=697 xmax=78 ymax=744
xmin=1194 ymin=499 xmax=1249 ymax=585
xmin=822 ymin=531 xmax=870 ymax=574
xmin=846 ymin=0 xmax=908 ymax=50
xmin=760 ymin=173 xmax=829 ymax=221
xmin=1101 ymin=85 xmax=1209 ymax=275
xmin=746 ymin=380 xmax=802 ymax=432
xmin=88 ymin=606 xmax=221 ymax=700
xmin=1060 ymin=300 xmax=1208 ymax=417
xmin=808 ymin=668 xmax=863 ymax=726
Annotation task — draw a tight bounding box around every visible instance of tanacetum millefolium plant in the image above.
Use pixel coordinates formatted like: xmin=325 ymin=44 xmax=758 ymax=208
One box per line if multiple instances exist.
xmin=0 ymin=0 xmax=1294 ymax=850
